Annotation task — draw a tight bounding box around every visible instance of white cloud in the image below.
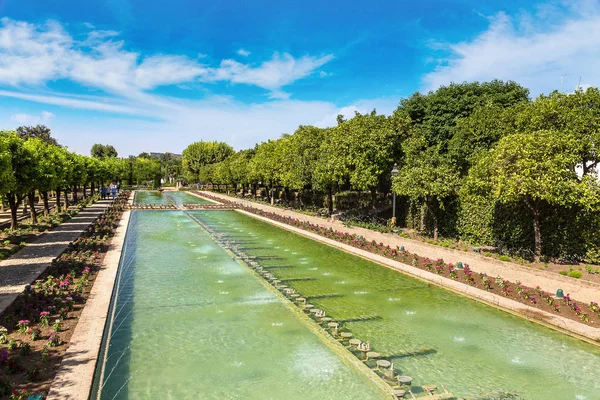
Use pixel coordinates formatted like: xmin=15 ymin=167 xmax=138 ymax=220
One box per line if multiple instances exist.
xmin=0 ymin=18 xmax=332 ymax=97
xmin=49 ymin=95 xmax=398 ymax=156
xmin=237 ymin=48 xmax=250 ymax=57
xmin=0 ymin=18 xmax=342 ymax=154
xmin=10 ymin=110 xmax=55 ymax=125
xmin=422 ymin=2 xmax=600 ymax=96
xmin=0 ymin=89 xmax=146 ymax=114
xmin=202 ymin=52 xmax=334 ymax=94
xmin=312 ymin=97 xmax=398 ymax=128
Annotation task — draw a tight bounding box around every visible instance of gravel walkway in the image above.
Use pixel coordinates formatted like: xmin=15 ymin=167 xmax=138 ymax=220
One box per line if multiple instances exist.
xmin=197 ymin=191 xmax=600 ymax=304
xmin=0 ymin=200 xmax=113 ymax=315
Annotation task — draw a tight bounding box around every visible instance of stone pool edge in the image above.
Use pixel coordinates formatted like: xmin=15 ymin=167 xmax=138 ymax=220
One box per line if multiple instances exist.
xmin=211 ymin=204 xmax=600 ymax=347
xmin=187 ymin=190 xmax=222 ymax=204
xmin=46 ymin=207 xmax=133 ymax=400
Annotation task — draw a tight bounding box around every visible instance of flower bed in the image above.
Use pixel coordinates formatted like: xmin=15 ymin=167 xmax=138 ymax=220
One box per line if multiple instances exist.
xmin=196 ymin=191 xmax=600 ymax=328
xmin=182 ymin=204 xmax=232 ymax=210
xmin=0 ymin=192 xmax=130 ymax=398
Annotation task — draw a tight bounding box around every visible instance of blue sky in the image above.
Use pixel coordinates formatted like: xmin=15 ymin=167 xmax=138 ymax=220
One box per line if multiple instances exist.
xmin=0 ymin=0 xmax=599 ymax=156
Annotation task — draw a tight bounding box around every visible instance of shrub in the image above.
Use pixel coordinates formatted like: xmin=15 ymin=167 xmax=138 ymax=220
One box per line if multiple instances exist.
xmin=0 ymin=377 xmax=12 ymax=396
xmin=568 ymin=271 xmax=582 ymax=279
xmin=498 ymin=255 xmax=511 ymax=262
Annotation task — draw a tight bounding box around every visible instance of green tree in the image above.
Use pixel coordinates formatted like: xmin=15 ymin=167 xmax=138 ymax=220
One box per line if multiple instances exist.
xmin=182 ymin=141 xmax=234 ymax=182
xmin=91 ymin=143 xmax=118 ymax=159
xmin=1 ymin=132 xmax=39 ymax=229
xmin=69 ymin=154 xmax=88 ymax=202
xmin=84 ymin=157 xmax=101 ymax=195
xmin=397 ymin=80 xmax=529 ymax=150
xmin=16 ymin=125 xmax=58 ymax=146
xmin=342 ymin=111 xmax=406 ymax=203
xmin=250 ymin=139 xmax=287 ymax=204
xmin=159 ymin=153 xmax=182 ymax=185
xmin=23 ymin=139 xmax=63 ymax=216
xmin=198 ymin=163 xmax=216 ymax=187
xmin=393 ymin=132 xmax=461 ymax=238
xmin=513 ymin=88 xmax=600 ymax=177
xmin=486 ymin=130 xmax=599 ymax=260
xmin=54 ymin=146 xmax=73 ymax=211
xmin=229 ymin=149 xmax=255 ymax=195
xmin=0 ymin=134 xmax=16 ymax=213
xmin=449 ymin=103 xmax=521 ymax=174
xmin=133 ymin=157 xmax=161 ymax=188
xmin=314 ymin=128 xmax=349 ymax=214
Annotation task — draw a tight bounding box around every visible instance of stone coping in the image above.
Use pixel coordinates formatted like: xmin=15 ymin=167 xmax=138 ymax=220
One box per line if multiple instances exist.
xmin=197 ymin=191 xmax=600 ymax=303
xmin=223 ymin=207 xmax=600 ymax=346
xmin=46 ymin=210 xmax=132 ymax=400
xmin=187 ymin=190 xmax=222 ymax=204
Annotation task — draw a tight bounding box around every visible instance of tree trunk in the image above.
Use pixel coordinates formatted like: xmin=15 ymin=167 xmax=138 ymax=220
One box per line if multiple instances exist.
xmin=27 ymin=192 xmax=38 ymax=224
xmin=370 ymin=187 xmax=377 ymax=210
xmin=56 ymin=188 xmax=62 ymax=213
xmin=73 ymin=186 xmax=78 ymax=203
xmin=42 ymin=191 xmax=50 ymax=216
xmin=82 ymin=184 xmax=87 ymax=199
xmin=419 ymin=202 xmax=426 ymax=233
xmin=7 ymin=193 xmax=21 ymax=230
xmin=64 ymin=189 xmax=69 ymax=209
xmin=428 ymin=199 xmax=439 ymax=240
xmin=327 ymin=187 xmax=334 ymax=216
xmin=525 ymin=198 xmax=542 ymax=261
xmin=90 ymin=182 xmax=95 ymax=195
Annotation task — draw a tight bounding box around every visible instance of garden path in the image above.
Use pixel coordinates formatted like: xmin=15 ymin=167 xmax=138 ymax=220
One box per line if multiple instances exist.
xmin=197 ymin=191 xmax=600 ymax=304
xmin=0 ymin=200 xmax=113 ymax=315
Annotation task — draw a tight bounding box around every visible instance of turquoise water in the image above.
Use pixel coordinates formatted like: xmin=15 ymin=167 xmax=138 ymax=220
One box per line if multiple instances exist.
xmin=91 ymin=211 xmax=385 ymax=400
xmin=133 ymin=190 xmax=211 ymax=206
xmin=194 ymin=210 xmax=600 ymax=400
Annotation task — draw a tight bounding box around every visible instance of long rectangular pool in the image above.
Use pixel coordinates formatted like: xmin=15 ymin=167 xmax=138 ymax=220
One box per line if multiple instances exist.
xmin=92 ymin=201 xmax=600 ymax=400
xmin=91 ymin=211 xmax=386 ymax=399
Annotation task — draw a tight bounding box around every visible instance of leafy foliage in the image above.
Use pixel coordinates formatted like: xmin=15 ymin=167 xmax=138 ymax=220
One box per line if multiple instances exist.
xmin=90 ymin=143 xmax=118 ymax=159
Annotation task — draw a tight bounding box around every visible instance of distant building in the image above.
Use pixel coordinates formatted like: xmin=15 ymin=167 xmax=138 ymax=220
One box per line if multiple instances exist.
xmin=149 ymin=152 xmax=182 ymax=159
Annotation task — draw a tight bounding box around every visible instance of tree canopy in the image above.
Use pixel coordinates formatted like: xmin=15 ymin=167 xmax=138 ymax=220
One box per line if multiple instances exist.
xmin=5 ymin=80 xmax=600 ymax=262
xmin=182 ymin=141 xmax=234 ymax=182
xmin=91 ymin=143 xmax=118 ymax=159
xmin=16 ymin=125 xmax=58 ymax=146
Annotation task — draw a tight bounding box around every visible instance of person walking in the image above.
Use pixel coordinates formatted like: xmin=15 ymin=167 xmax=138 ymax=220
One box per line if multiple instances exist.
xmin=111 ymin=184 xmax=117 ymax=199
xmin=100 ymin=185 xmax=105 ymax=199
